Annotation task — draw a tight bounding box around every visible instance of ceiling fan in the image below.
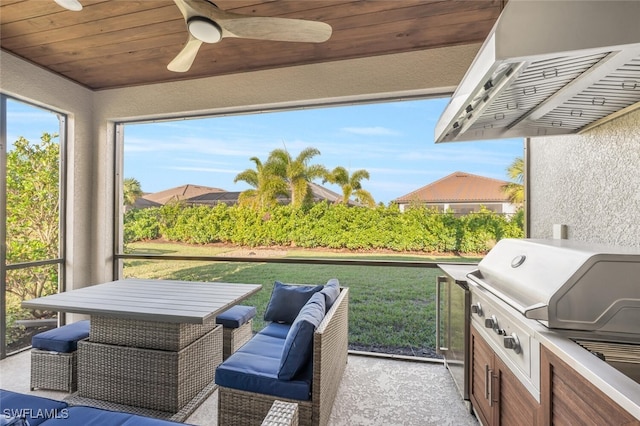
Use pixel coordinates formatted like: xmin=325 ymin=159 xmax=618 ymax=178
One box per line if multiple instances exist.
xmin=52 ymin=0 xmax=332 ymax=73
xmin=167 ymin=0 xmax=333 ymax=72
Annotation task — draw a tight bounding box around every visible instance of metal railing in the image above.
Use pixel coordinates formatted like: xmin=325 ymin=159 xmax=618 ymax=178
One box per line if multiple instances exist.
xmin=116 ymin=253 xmax=478 ymax=358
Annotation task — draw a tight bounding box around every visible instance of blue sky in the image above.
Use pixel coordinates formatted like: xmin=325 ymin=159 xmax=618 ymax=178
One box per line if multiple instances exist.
xmin=6 ymin=99 xmax=61 ymax=144
xmin=6 ymin=97 xmax=523 ymax=204
xmin=124 ymin=98 xmax=523 ymax=204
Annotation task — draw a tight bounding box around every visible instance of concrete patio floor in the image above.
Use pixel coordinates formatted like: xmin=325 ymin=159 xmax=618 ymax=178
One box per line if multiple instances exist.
xmin=1 ymin=350 xmax=478 ymax=425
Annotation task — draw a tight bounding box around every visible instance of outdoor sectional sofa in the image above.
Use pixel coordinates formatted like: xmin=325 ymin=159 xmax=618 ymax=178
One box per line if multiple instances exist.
xmin=215 ymin=279 xmax=349 ymax=426
xmin=0 ymin=389 xmax=184 ymax=425
xmin=0 ymin=390 xmax=298 ymax=425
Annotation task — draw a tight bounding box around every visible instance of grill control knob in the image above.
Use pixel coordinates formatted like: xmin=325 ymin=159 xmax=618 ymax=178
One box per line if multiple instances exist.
xmin=504 ymin=333 xmax=521 ymax=354
xmin=484 ymin=315 xmax=498 ymax=331
xmin=471 ymin=303 xmax=483 ymax=317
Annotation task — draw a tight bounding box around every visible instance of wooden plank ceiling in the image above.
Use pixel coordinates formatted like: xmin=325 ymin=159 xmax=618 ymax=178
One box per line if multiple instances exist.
xmin=0 ymin=0 xmax=505 ymax=91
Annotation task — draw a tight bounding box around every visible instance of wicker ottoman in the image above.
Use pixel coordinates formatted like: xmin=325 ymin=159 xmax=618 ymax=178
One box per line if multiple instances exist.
xmin=77 ymin=324 xmax=222 ymax=413
xmin=30 ymin=320 xmax=90 ymax=392
xmin=216 ymin=305 xmax=256 ymax=360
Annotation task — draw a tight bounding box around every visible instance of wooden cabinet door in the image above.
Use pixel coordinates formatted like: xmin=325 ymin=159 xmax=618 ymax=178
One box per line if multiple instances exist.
xmin=541 ymin=346 xmax=637 ymax=426
xmin=494 ymin=356 xmax=539 ymax=426
xmin=471 ymin=326 xmax=494 ymax=425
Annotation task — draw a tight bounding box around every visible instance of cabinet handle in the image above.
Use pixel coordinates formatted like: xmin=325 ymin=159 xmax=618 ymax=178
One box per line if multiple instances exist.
xmin=484 ymin=364 xmax=490 ymax=400
xmin=487 ymin=366 xmax=494 ymax=407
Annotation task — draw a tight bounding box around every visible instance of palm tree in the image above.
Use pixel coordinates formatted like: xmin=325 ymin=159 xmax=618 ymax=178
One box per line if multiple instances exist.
xmin=123 ymin=177 xmax=143 ymax=208
xmin=324 ymin=166 xmax=375 ymax=207
xmin=502 ymin=156 xmax=524 ymax=204
xmin=268 ymin=146 xmax=328 ymax=208
xmin=234 ymin=156 xmax=287 ymax=209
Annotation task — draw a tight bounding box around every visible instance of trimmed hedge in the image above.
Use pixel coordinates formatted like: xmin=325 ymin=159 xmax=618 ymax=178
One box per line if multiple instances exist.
xmin=124 ymin=202 xmax=524 ymax=254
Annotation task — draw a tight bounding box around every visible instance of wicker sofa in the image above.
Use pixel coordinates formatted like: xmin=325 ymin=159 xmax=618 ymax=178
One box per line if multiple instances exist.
xmin=216 ymin=281 xmax=349 ymax=426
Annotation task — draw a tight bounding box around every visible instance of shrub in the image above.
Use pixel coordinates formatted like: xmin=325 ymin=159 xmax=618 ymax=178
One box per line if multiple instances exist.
xmin=124 ymin=203 xmax=524 ymax=254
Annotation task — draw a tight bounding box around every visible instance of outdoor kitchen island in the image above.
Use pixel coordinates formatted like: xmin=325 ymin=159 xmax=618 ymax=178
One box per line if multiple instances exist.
xmin=466 ymin=239 xmax=640 ymax=425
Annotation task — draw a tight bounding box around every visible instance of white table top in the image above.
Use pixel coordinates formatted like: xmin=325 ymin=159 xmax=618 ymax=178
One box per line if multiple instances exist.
xmin=22 ymin=279 xmax=262 ymax=324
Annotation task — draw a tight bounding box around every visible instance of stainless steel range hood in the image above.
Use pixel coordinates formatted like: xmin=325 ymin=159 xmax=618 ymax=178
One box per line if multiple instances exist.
xmin=435 ymin=1 xmax=640 ymax=143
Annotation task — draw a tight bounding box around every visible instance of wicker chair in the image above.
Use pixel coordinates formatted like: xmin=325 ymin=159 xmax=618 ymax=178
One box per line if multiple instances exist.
xmin=218 ymin=288 xmax=349 ymax=426
xmin=261 ymin=400 xmax=299 ymax=426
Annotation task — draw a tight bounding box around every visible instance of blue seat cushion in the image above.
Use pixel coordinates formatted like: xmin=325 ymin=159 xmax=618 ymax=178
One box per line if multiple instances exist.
xmin=215 ymin=328 xmax=312 ymax=401
xmin=216 ymin=305 xmax=256 ymax=328
xmin=31 ymin=320 xmax=90 ymax=353
xmin=259 ymin=323 xmax=291 ymax=339
xmin=278 ymin=292 xmax=325 ymax=380
xmin=263 ymin=281 xmax=323 ymax=324
xmin=0 ymin=389 xmax=68 ymax=426
xmin=41 ymin=406 xmax=186 ymax=425
xmin=319 ymin=278 xmax=340 ymax=311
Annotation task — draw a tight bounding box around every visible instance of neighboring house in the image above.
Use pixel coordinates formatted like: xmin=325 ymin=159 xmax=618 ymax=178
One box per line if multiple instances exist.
xmin=130 ymin=196 xmax=161 ymax=210
xmin=187 ymin=182 xmax=354 ymax=207
xmin=139 ymin=182 xmax=349 ymax=208
xmin=140 ymin=184 xmax=226 ymax=206
xmin=394 ymin=171 xmax=517 ymax=215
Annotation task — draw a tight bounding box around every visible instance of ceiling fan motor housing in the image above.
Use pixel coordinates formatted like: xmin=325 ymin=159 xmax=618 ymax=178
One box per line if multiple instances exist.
xmin=188 ymin=17 xmax=222 ymax=43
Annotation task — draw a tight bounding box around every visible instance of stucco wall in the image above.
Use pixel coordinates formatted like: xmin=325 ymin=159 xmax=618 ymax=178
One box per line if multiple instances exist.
xmin=528 ymin=108 xmax=640 ymax=247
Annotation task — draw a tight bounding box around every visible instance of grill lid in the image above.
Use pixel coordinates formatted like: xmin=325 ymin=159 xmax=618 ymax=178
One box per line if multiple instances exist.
xmin=467 ymin=239 xmax=640 ymax=333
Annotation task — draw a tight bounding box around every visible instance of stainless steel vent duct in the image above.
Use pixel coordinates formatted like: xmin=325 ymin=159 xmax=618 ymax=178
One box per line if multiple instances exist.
xmin=435 ymin=1 xmax=640 ymax=143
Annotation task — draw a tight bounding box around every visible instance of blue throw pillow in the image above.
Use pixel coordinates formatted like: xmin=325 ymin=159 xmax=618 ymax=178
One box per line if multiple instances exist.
xmin=278 ymin=292 xmax=326 ymax=380
xmin=263 ymin=281 xmax=323 ymax=324
xmin=319 ymin=278 xmax=340 ymax=311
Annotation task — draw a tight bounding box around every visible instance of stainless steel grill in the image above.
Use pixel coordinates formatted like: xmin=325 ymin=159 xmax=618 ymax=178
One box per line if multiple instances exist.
xmin=467 ymin=238 xmax=640 ymax=334
xmin=466 ymin=238 xmax=640 ymax=402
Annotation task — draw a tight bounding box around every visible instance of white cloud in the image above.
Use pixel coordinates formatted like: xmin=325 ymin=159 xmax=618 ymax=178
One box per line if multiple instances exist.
xmin=341 ymin=126 xmax=400 ymax=136
xmin=123 ymin=135 xmax=272 ymax=158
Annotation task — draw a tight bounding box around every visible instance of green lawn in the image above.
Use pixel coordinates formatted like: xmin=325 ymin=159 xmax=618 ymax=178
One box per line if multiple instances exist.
xmin=124 ymin=242 xmax=480 ymax=356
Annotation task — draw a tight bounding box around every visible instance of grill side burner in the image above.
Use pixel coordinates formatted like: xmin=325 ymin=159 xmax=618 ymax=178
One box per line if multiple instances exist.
xmin=573 ymin=339 xmax=640 ymax=385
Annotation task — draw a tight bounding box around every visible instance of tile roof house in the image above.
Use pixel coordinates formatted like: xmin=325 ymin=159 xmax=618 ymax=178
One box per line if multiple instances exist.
xmin=394 ymin=171 xmax=518 ymax=215
xmin=140 ymin=184 xmax=226 ymax=205
xmin=139 ymin=182 xmax=350 ymax=208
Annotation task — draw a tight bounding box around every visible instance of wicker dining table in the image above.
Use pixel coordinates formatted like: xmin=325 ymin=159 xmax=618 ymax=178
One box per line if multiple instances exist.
xmin=22 ymin=279 xmax=262 ymax=417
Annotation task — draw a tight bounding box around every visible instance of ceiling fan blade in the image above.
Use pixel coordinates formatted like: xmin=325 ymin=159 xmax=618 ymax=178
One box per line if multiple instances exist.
xmin=167 ymin=0 xmax=331 ymax=72
xmin=179 ymin=0 xmax=332 ymax=43
xmin=218 ymin=17 xmax=332 ymax=43
xmin=167 ymin=36 xmax=203 ymax=72
xmin=172 ymin=0 xmax=191 ymax=21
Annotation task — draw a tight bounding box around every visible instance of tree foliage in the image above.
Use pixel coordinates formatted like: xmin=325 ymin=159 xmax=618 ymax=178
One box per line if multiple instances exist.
xmin=502 ymin=156 xmax=524 ymax=205
xmin=123 ymin=177 xmax=143 ymax=207
xmin=234 ymin=156 xmax=288 ymax=209
xmin=269 ymin=146 xmax=327 ymax=208
xmin=234 ymin=146 xmax=374 ymax=209
xmin=5 ymin=133 xmax=60 ymax=311
xmin=324 ymin=166 xmax=375 ymax=207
